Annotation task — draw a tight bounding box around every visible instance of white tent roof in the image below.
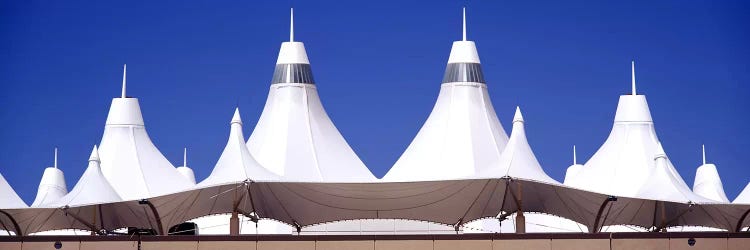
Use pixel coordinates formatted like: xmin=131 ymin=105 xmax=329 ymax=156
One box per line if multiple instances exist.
xmin=563 ymin=146 xmax=584 ymax=185
xmin=200 ymin=108 xmax=279 ymax=187
xmin=97 ymin=65 xmax=193 ymax=200
xmin=30 ymin=167 xmax=67 ymax=207
xmin=478 ymin=107 xmax=558 ymax=184
xmin=636 ymin=143 xmax=714 ymax=203
xmin=734 ymin=183 xmax=750 ymax=204
xmin=0 ymin=171 xmax=27 ymax=209
xmin=693 ymin=145 xmax=730 ymax=202
xmin=247 ymin=9 xmax=375 ymax=182
xmin=566 ymin=62 xmax=706 ymax=203
xmin=176 ymin=148 xmax=197 ymax=185
xmin=31 ymin=148 xmax=67 ymax=207
xmin=383 ymin=9 xmax=508 ymax=181
xmin=49 ymin=146 xmax=122 ymax=207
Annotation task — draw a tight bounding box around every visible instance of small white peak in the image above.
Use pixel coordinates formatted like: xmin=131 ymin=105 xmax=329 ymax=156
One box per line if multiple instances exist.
xmin=702 ymin=144 xmax=706 ymax=165
xmin=631 ymin=60 xmax=636 ymax=95
xmin=290 ymin=8 xmax=294 ymax=42
xmin=121 ymin=64 xmax=127 ymax=98
xmin=513 ymin=106 xmax=524 ymax=123
xmin=231 ymin=107 xmax=242 ymax=125
xmin=462 ymin=7 xmax=467 ymax=41
xmin=89 ymin=145 xmax=100 ymax=162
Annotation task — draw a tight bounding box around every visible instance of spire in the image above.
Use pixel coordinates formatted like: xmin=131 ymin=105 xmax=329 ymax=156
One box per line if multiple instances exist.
xmin=183 ymin=147 xmax=188 ymax=167
xmin=121 ymin=64 xmax=127 ymax=98
xmin=631 ymin=61 xmax=636 ymax=95
xmin=290 ymin=8 xmax=294 ymax=42
xmin=573 ymin=145 xmax=577 ymax=165
xmin=462 ymin=7 xmax=467 ymax=41
xmin=231 ymin=107 xmax=242 ymax=125
xmin=53 ymin=147 xmax=58 ymax=169
xmin=702 ymin=144 xmax=706 ymax=165
xmin=89 ymin=145 xmax=100 ymax=162
xmin=513 ymin=106 xmax=524 ymax=123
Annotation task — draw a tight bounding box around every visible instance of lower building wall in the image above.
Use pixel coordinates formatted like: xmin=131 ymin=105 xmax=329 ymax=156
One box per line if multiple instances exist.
xmin=10 ymin=237 xmax=742 ymax=250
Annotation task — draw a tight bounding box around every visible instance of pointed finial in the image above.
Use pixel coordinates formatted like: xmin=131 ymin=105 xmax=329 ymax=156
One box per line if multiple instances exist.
xmin=231 ymin=107 xmax=242 ymax=125
xmin=573 ymin=145 xmax=577 ymax=165
xmin=462 ymin=7 xmax=467 ymax=41
xmin=183 ymin=147 xmax=188 ymax=167
xmin=53 ymin=147 xmax=58 ymax=169
xmin=702 ymin=144 xmax=706 ymax=165
xmin=290 ymin=8 xmax=294 ymax=42
xmin=89 ymin=145 xmax=100 ymax=162
xmin=631 ymin=61 xmax=636 ymax=95
xmin=121 ymin=64 xmax=127 ymax=98
xmin=513 ymin=106 xmax=524 ymax=123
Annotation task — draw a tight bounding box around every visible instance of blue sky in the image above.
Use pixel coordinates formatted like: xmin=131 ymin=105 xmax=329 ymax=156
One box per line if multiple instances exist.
xmin=1 ymin=0 xmax=748 ymax=204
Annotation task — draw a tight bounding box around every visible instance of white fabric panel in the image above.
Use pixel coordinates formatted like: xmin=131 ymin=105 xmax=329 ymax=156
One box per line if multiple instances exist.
xmin=199 ymin=109 xmax=279 ymax=187
xmin=478 ymin=107 xmax=559 ymax=184
xmin=567 ymin=95 xmax=704 ymax=203
xmin=176 ymin=166 xmax=197 ymax=185
xmin=384 ymin=83 xmax=508 ymax=181
xmin=636 ymin=144 xmax=714 ymax=203
xmin=30 ymin=167 xmax=67 ymax=207
xmin=47 ymin=146 xmax=121 ymax=208
xmin=98 ymin=98 xmax=192 ymax=200
xmin=563 ymin=164 xmax=583 ymax=185
xmin=0 ymin=172 xmax=27 ymax=209
xmin=248 ymin=83 xmax=375 ymax=182
xmin=693 ymin=164 xmax=730 ymax=202
xmin=735 ymin=183 xmax=750 ymax=204
xmin=447 ymin=41 xmax=480 ymax=63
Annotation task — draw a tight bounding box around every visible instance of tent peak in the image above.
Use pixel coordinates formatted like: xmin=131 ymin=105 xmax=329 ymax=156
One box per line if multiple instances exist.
xmin=513 ymin=106 xmax=524 ymax=123
xmin=89 ymin=145 xmax=100 ymax=162
xmin=231 ymin=107 xmax=242 ymax=125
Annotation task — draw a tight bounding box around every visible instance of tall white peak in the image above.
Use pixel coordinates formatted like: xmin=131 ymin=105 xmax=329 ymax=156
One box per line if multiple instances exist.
xmin=383 ymin=7 xmax=508 ymax=181
xmin=200 ymin=108 xmax=279 ymax=187
xmin=567 ymin=63 xmax=706 ymax=203
xmin=98 ymin=66 xmax=192 ymax=200
xmin=31 ymin=149 xmax=67 ymax=207
xmin=0 ymin=171 xmax=28 ymax=209
xmin=478 ymin=107 xmax=558 ymax=184
xmin=693 ymin=145 xmax=730 ymax=202
xmin=176 ymin=148 xmax=197 ymax=185
xmin=50 ymin=145 xmax=121 ymax=207
xmin=247 ymin=9 xmax=375 ymax=182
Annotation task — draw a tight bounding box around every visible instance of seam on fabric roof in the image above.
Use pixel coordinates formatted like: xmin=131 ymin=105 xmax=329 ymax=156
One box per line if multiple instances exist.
xmin=130 ymin=126 xmax=151 ymax=197
xmin=302 ymin=85 xmax=323 ymax=181
xmin=552 ymin=189 xmax=588 ymax=228
xmin=476 ymin=84 xmax=503 ymax=176
xmin=476 ymin=179 xmax=501 ymax=217
xmin=264 ymin=184 xmax=298 ymax=226
xmin=457 ymin=179 xmax=493 ymax=223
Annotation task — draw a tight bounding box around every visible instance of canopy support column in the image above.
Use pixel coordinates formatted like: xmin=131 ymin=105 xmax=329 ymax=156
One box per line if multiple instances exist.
xmin=0 ymin=209 xmax=22 ymax=236
xmin=512 ymin=180 xmax=525 ymax=233
xmin=590 ymin=196 xmax=617 ymax=233
xmin=229 ymin=211 xmax=240 ymax=235
xmin=735 ymin=207 xmax=750 ymax=232
xmin=138 ymin=199 xmax=164 ymax=235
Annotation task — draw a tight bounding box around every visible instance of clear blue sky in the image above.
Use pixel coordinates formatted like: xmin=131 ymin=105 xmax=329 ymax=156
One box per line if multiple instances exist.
xmin=1 ymin=0 xmax=748 ymax=204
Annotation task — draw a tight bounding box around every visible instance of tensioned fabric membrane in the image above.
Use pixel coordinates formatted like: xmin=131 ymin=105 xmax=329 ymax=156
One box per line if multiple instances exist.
xmin=2 ymin=177 xmax=749 ymax=236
